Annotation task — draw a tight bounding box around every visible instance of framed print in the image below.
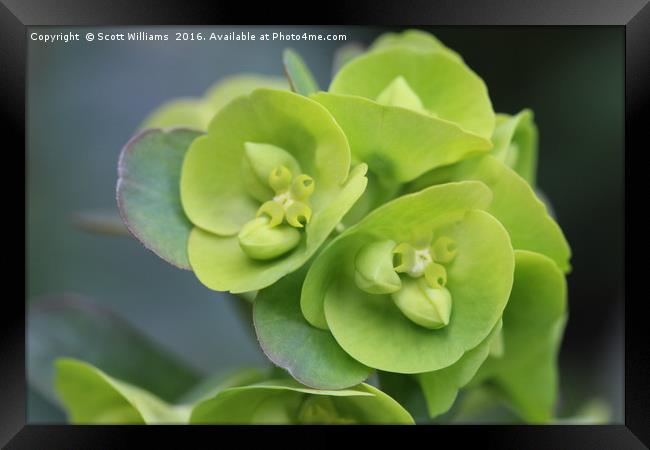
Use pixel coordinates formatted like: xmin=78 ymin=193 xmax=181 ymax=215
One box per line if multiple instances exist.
xmin=3 ymin=0 xmax=646 ymax=447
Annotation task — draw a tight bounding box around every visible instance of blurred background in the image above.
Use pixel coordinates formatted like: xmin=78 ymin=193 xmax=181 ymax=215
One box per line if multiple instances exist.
xmin=26 ymin=26 xmax=623 ymax=422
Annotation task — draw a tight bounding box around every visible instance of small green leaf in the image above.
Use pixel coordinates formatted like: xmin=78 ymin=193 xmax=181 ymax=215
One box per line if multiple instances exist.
xmin=370 ymin=29 xmax=463 ymax=63
xmin=417 ymin=321 xmax=502 ymax=418
xmin=329 ymin=47 xmax=495 ymax=139
xmin=55 ymin=358 xmax=190 ymax=424
xmin=472 ymin=250 xmax=568 ymax=423
xmin=117 ymin=128 xmax=202 ymax=269
xmin=312 ymin=92 xmax=490 ymax=184
xmin=332 ymin=42 xmax=366 ymax=76
xmin=28 ymin=295 xmax=200 ymax=405
xmin=140 ymin=74 xmax=288 ymax=131
xmin=254 ymin=269 xmax=372 ymax=390
xmin=140 ymin=98 xmax=215 ymax=131
xmin=190 ymin=379 xmax=414 ymax=424
xmin=283 ymin=49 xmax=319 ymax=96
xmin=492 ymin=110 xmax=538 ymax=184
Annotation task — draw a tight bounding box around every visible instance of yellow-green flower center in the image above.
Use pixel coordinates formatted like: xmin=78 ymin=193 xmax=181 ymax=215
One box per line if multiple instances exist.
xmin=354 ymin=234 xmax=458 ymax=329
xmin=238 ymin=142 xmax=316 ymax=261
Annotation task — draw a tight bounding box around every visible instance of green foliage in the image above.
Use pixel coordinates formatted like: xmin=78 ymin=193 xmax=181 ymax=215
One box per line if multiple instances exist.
xmin=54 ymin=358 xmax=413 ymax=425
xmin=106 ymin=30 xmax=573 ymax=424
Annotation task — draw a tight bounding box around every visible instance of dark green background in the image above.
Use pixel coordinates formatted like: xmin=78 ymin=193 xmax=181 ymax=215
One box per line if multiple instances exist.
xmin=27 ymin=26 xmax=623 ymax=422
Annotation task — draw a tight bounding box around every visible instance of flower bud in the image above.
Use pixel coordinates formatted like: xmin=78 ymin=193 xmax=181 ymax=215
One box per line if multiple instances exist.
xmin=391 ymin=278 xmax=452 ymax=330
xmin=375 ymin=75 xmax=426 ymax=113
xmin=238 ymin=216 xmax=301 ymax=260
xmin=243 ymin=142 xmax=301 ymax=188
xmin=354 ymin=240 xmax=402 ymax=294
xmin=432 ymin=236 xmax=457 ymax=263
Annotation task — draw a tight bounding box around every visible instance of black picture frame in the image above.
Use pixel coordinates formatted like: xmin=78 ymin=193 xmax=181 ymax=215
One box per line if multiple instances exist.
xmin=4 ymin=0 xmax=646 ymax=447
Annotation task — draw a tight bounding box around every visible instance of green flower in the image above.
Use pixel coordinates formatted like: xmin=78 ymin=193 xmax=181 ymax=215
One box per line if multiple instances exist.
xmin=312 ymin=30 xmax=495 ymax=223
xmin=255 ymin=181 xmax=514 ymax=386
xmin=180 ymin=88 xmax=367 ymax=292
xmin=54 ymin=358 xmax=413 ymax=425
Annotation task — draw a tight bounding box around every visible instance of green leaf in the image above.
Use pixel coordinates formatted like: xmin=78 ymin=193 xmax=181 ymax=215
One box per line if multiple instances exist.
xmin=190 ymin=379 xmax=414 ymax=424
xmin=417 ymin=320 xmax=501 ymax=418
xmin=182 ymin=88 xmax=367 ymax=293
xmin=283 ymin=49 xmax=319 ymax=96
xmin=472 ymin=250 xmax=567 ymax=423
xmin=407 ymin=155 xmax=571 ymax=272
xmin=332 ymin=42 xmax=366 ymax=76
xmin=117 ymin=128 xmax=202 ymax=269
xmin=140 ymin=74 xmax=288 ymax=131
xmin=492 ymin=110 xmax=538 ymax=184
xmin=301 ymin=181 xmax=494 ymax=329
xmin=254 ymin=269 xmax=372 ymax=390
xmin=140 ymin=99 xmax=215 ymax=131
xmin=329 ymin=47 xmax=495 ymax=139
xmin=28 ymin=295 xmax=200 ymax=405
xmin=178 ymin=367 xmax=269 ymax=404
xmin=55 ymin=358 xmax=190 ymax=424
xmin=324 ymin=209 xmax=513 ymax=374
xmin=312 ymin=92 xmax=491 ymax=183
xmin=369 ymin=29 xmax=463 ymax=62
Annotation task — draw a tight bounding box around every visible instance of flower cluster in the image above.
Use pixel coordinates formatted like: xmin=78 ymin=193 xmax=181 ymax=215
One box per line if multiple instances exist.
xmin=105 ymin=29 xmax=571 ymax=424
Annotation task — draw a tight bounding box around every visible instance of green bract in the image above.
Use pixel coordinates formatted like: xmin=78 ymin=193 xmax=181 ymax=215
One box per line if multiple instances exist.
xmin=313 ymin=45 xmax=494 ymax=187
xmin=470 ymin=250 xmax=567 ymax=423
xmin=140 ymin=74 xmax=288 ymax=131
xmin=181 ymin=88 xmax=367 ymax=293
xmin=112 ymin=29 xmax=573 ymax=425
xmin=407 ymin=155 xmax=571 ymax=272
xmin=491 ymin=110 xmax=539 ymax=185
xmin=254 ymin=182 xmax=515 ymax=384
xmin=55 ymin=358 xmax=413 ymax=425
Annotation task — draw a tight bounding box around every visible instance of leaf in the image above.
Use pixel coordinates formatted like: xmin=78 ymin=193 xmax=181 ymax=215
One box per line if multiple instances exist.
xmin=140 ymin=74 xmax=288 ymax=131
xmin=491 ymin=110 xmax=538 ymax=184
xmin=369 ymin=29 xmax=463 ymax=63
xmin=312 ymin=92 xmax=492 ymax=183
xmin=140 ymin=98 xmax=215 ymax=131
xmin=254 ymin=269 xmax=372 ymax=390
xmin=417 ymin=321 xmax=501 ymax=418
xmin=283 ymin=49 xmax=319 ymax=96
xmin=472 ymin=250 xmax=568 ymax=423
xmin=190 ymin=379 xmax=414 ymax=424
xmin=178 ymin=367 xmax=269 ymax=404
xmin=324 ymin=209 xmax=514 ymax=374
xmin=117 ymin=128 xmax=202 ymax=269
xmin=55 ymin=358 xmax=190 ymax=424
xmin=329 ymin=46 xmax=495 ymax=139
xmin=407 ymin=155 xmax=571 ymax=272
xmin=331 ymin=42 xmax=366 ymax=76
xmin=28 ymin=295 xmax=200 ymax=404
